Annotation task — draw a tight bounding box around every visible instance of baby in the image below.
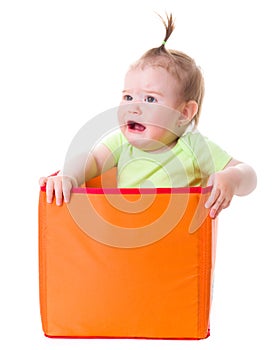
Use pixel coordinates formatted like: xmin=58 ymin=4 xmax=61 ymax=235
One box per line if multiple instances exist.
xmin=39 ymin=14 xmax=257 ymax=218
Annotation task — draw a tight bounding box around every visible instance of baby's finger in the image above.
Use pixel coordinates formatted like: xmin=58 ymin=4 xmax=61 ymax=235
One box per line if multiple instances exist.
xmin=209 ymin=196 xmax=225 ymax=218
xmin=46 ymin=179 xmax=54 ymax=204
xmin=39 ymin=177 xmax=47 ymax=187
xmin=62 ymin=179 xmax=73 ymax=203
xmin=205 ymin=185 xmax=219 ymax=209
xmin=54 ymin=180 xmax=63 ymax=206
xmin=222 ymin=197 xmax=231 ymax=210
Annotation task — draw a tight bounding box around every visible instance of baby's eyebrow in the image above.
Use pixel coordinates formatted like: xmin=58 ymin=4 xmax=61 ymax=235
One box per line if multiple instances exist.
xmin=143 ymin=90 xmax=163 ymax=96
xmin=122 ymin=89 xmax=164 ymax=97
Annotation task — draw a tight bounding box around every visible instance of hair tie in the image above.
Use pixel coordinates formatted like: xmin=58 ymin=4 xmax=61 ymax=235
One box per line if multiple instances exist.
xmin=162 ymin=40 xmax=167 ymax=46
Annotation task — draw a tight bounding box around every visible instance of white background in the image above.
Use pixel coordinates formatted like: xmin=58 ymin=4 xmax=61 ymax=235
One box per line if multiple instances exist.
xmin=1 ymin=0 xmax=278 ymax=349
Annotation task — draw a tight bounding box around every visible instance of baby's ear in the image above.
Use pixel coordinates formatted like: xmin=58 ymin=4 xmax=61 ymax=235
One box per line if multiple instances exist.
xmin=179 ymin=100 xmax=198 ymax=126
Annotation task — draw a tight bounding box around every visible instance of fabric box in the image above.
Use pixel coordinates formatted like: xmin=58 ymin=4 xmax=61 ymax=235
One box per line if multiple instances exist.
xmin=38 ymin=170 xmax=216 ymax=339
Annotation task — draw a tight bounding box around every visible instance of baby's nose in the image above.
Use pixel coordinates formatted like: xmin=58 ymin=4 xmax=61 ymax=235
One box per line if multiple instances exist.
xmin=128 ymin=102 xmax=142 ymax=115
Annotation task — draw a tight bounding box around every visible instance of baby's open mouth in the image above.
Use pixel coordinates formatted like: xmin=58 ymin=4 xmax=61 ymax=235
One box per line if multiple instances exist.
xmin=127 ymin=121 xmax=146 ymax=132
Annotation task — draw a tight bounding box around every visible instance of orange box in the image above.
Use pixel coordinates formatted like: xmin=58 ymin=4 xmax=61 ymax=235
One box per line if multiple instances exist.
xmin=38 ymin=170 xmax=217 ymax=339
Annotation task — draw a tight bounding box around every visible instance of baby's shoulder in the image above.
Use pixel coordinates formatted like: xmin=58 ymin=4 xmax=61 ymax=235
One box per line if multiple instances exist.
xmin=179 ymin=130 xmax=207 ymax=149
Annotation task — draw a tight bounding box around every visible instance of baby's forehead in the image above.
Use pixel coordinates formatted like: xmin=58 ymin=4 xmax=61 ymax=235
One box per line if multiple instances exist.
xmin=124 ymin=65 xmax=183 ymax=94
xmin=126 ymin=67 xmax=155 ymax=77
xmin=124 ymin=66 xmax=176 ymax=87
xmin=125 ymin=63 xmax=178 ymax=83
xmin=129 ymin=56 xmax=172 ymax=72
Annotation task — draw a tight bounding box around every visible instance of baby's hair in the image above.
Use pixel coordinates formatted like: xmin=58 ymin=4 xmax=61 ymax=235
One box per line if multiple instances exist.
xmin=131 ymin=13 xmax=204 ymax=127
xmin=157 ymin=13 xmax=175 ymax=50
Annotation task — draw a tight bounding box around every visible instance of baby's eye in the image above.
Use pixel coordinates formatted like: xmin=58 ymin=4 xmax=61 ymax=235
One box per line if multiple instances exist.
xmin=145 ymin=96 xmax=157 ymax=103
xmin=123 ymin=95 xmax=133 ymax=101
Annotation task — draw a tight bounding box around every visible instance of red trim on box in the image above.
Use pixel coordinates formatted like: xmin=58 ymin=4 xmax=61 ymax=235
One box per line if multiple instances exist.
xmin=40 ymin=185 xmax=212 ymax=195
xmin=73 ymin=186 xmax=211 ymax=195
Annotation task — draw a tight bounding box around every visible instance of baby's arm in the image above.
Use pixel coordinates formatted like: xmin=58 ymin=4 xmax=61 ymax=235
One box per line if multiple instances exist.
xmin=205 ymin=159 xmax=257 ymax=218
xmin=39 ymin=144 xmax=115 ymax=206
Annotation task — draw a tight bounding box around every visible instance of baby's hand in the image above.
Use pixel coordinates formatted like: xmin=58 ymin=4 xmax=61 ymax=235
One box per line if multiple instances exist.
xmin=39 ymin=174 xmax=77 ymax=206
xmin=205 ymin=170 xmax=236 ymax=219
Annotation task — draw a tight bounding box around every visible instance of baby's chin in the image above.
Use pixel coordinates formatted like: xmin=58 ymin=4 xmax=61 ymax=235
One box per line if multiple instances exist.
xmin=120 ymin=125 xmax=179 ymax=153
xmin=124 ymin=134 xmax=175 ymax=153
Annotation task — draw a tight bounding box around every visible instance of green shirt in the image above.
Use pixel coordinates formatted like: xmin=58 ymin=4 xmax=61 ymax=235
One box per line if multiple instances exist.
xmin=102 ymin=130 xmax=231 ymax=188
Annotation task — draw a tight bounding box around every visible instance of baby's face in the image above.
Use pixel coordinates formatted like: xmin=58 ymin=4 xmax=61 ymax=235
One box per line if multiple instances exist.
xmin=118 ymin=66 xmax=186 ymax=152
